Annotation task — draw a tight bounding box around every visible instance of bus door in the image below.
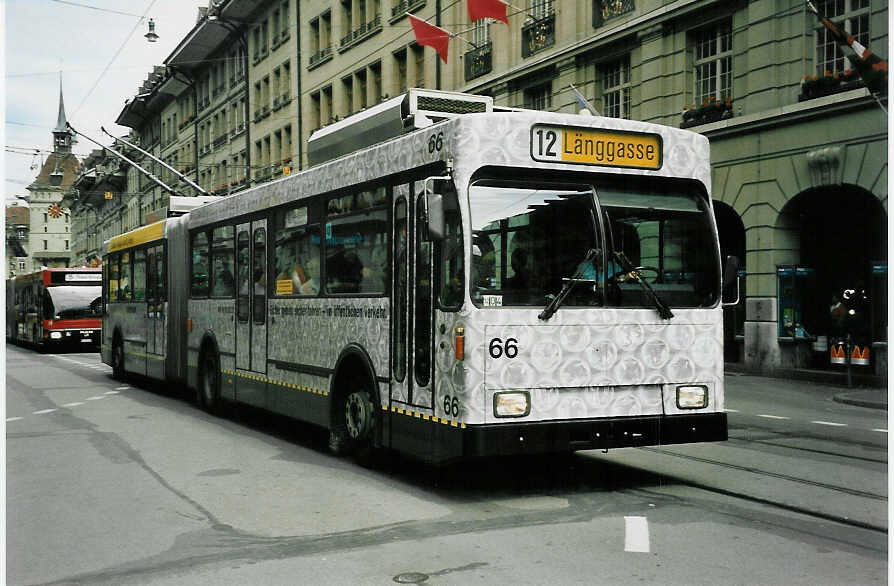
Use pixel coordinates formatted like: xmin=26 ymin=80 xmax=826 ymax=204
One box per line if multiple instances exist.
xmin=146 ymin=244 xmax=166 ymax=380
xmin=390 ymin=185 xmax=435 ymax=412
xmin=235 ymin=221 xmax=268 ymax=407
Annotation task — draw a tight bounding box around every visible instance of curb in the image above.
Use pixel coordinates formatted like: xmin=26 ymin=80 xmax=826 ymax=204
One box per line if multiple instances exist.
xmin=832 ymin=392 xmax=888 ymax=411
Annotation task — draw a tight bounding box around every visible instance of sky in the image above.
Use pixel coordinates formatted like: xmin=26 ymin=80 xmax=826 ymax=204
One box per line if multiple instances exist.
xmin=4 ymin=0 xmax=206 ymax=202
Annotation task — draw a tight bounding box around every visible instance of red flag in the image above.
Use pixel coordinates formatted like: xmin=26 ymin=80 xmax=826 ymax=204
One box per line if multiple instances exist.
xmin=467 ymin=0 xmax=508 ymax=24
xmin=408 ymin=14 xmax=450 ymax=63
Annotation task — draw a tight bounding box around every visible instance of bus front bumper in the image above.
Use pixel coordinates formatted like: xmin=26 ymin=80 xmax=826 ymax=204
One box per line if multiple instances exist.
xmin=460 ymin=412 xmax=727 ymax=458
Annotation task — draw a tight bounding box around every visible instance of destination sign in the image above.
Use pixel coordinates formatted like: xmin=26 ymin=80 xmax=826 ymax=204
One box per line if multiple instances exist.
xmin=530 ymin=124 xmax=662 ymax=170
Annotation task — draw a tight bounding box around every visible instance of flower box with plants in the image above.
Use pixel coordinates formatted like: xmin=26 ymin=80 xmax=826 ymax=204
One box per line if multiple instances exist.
xmin=681 ymin=96 xmax=733 ymax=129
xmin=799 ymin=69 xmax=864 ymax=101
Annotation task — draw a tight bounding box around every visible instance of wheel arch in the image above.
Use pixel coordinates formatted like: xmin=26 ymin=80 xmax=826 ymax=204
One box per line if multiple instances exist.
xmin=329 ymin=344 xmax=382 ymax=430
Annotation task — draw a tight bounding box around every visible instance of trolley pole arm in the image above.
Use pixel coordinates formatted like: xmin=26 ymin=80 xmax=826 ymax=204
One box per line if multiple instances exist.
xmin=66 ymin=123 xmax=182 ymax=200
xmin=101 ymin=127 xmax=210 ymax=197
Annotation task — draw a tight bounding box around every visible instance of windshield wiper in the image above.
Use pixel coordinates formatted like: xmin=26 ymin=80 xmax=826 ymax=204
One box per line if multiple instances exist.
xmin=612 ymin=251 xmax=674 ymax=320
xmin=538 ymin=248 xmax=598 ymax=321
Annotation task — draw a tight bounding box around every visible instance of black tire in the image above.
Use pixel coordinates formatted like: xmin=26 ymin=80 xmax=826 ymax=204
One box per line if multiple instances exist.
xmin=199 ymin=349 xmax=221 ymax=414
xmin=330 ymin=378 xmax=377 ymax=461
xmin=112 ymin=338 xmax=125 ymax=380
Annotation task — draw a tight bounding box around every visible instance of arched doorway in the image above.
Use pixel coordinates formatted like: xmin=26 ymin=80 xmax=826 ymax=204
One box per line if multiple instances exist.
xmin=713 ymin=201 xmax=746 ymax=362
xmin=776 ymin=186 xmax=887 ymax=369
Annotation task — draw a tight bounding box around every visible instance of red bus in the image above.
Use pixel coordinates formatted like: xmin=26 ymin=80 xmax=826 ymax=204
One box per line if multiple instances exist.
xmin=6 ymin=268 xmax=102 ymax=349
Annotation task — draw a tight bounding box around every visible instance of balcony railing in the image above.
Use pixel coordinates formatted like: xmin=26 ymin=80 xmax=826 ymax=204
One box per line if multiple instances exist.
xmin=213 ymin=134 xmax=228 ymax=149
xmin=464 ymin=42 xmax=493 ymax=82
xmin=309 ymin=45 xmax=333 ymax=69
xmin=522 ymin=12 xmax=555 ymax=58
xmin=339 ymin=15 xmax=382 ymax=51
xmin=390 ymin=0 xmax=425 ymax=22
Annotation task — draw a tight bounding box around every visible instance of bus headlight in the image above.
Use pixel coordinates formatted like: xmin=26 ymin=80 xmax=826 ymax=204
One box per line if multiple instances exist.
xmin=676 ymin=385 xmax=708 ymax=409
xmin=493 ymin=391 xmax=530 ymax=418
xmin=50 ymin=332 xmax=63 ymax=340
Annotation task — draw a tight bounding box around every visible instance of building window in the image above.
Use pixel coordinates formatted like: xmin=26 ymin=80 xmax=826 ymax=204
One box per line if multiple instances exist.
xmin=394 ymin=48 xmax=408 ymax=93
xmin=342 ymin=75 xmax=354 ymax=115
xmin=602 ymin=56 xmax=631 ymax=119
xmin=524 ymin=82 xmax=553 ymax=110
xmin=19 ymin=261 xmax=25 ymax=271
xmin=693 ymin=20 xmax=732 ymax=106
xmin=815 ymin=0 xmax=870 ymax=75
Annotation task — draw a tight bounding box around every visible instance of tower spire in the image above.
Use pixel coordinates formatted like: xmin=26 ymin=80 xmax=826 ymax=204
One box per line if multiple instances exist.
xmin=52 ymin=73 xmax=73 ymax=153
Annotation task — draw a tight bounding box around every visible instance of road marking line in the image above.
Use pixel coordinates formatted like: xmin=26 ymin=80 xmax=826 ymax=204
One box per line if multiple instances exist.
xmin=812 ymin=420 xmax=847 ymax=427
xmin=6 ymin=417 xmax=23 ymax=422
xmin=62 ymin=402 xmax=85 ymax=407
xmin=33 ymin=409 xmax=57 ymax=415
xmin=104 ymin=391 xmax=120 ymax=395
xmin=872 ymin=428 xmax=887 ymax=433
xmin=724 ymin=408 xmax=739 ymax=413
xmin=624 ymin=516 xmax=650 ymax=552
xmin=85 ymin=396 xmax=105 ymax=401
xmin=756 ymin=414 xmax=790 ymax=420
xmin=115 ymin=386 xmax=130 ymax=390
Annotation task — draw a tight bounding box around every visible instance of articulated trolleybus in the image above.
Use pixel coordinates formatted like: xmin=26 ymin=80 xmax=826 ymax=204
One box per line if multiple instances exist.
xmin=101 ymin=89 xmax=733 ymax=464
xmin=7 ymin=267 xmax=103 ymax=348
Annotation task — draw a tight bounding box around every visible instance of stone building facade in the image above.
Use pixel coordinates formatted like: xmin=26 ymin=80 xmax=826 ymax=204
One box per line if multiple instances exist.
xmin=64 ymin=0 xmax=888 ymax=376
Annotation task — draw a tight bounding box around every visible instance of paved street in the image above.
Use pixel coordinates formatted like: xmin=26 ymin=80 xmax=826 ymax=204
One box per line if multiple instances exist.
xmin=6 ymin=344 xmax=887 ymax=585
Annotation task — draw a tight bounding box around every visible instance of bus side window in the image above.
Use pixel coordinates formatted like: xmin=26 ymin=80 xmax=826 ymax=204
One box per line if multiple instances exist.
xmin=119 ymin=252 xmax=132 ymax=302
xmin=157 ymin=245 xmax=167 ymax=303
xmin=147 ymin=249 xmax=156 ymax=307
xmin=133 ymin=249 xmax=146 ymax=302
xmin=210 ymin=226 xmax=235 ymax=298
xmin=191 ymin=232 xmax=210 ymax=298
xmin=109 ymin=253 xmax=120 ymax=302
xmin=273 ymin=206 xmax=320 ymax=296
xmin=236 ymin=231 xmax=250 ymax=322
xmin=252 ymin=229 xmax=266 ymax=324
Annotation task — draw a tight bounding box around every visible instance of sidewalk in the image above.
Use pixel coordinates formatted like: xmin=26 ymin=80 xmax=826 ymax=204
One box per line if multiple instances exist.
xmin=725 ymin=362 xmax=888 ymax=410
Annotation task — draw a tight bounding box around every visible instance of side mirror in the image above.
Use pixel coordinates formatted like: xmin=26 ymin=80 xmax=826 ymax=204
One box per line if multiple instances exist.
xmin=721 ymin=255 xmax=740 ymax=306
xmin=422 ymin=176 xmax=448 ymax=241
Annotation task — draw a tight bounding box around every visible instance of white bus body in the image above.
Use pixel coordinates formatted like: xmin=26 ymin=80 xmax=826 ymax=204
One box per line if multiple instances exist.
xmin=102 ymin=94 xmax=726 ymax=464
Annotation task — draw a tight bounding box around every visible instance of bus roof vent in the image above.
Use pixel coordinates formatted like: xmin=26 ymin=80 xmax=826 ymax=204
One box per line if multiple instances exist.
xmin=308 ymin=89 xmax=492 ymax=166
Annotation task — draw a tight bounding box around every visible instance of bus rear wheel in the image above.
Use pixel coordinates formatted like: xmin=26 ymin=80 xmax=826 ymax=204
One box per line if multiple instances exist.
xmin=199 ymin=350 xmax=221 ymax=414
xmin=112 ymin=339 xmax=125 ymax=380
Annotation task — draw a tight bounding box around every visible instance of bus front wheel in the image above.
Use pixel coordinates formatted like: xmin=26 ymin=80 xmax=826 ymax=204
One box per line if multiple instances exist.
xmin=330 ymin=379 xmax=376 ymax=458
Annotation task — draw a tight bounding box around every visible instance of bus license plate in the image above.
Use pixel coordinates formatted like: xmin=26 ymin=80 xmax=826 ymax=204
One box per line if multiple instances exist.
xmin=531 ymin=124 xmax=661 ymax=170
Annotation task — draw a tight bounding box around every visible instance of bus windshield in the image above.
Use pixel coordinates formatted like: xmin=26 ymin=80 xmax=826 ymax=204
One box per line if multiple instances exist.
xmin=468 ymin=180 xmax=719 ymax=310
xmin=45 ymin=286 xmax=102 ymax=320
xmin=469 ymin=181 xmax=600 ymax=307
xmin=599 ymin=187 xmax=719 ymax=309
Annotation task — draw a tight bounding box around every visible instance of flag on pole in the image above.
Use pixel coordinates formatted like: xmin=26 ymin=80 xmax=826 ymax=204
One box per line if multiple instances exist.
xmin=806 ymin=1 xmax=887 ymax=90
xmin=408 ymin=14 xmax=451 ymax=63
xmin=467 ymin=0 xmax=509 ymax=24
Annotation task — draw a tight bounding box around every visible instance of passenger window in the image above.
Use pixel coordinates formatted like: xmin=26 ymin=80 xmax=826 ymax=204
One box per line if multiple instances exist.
xmin=273 ymin=206 xmax=320 ymax=296
xmin=236 ymin=231 xmax=250 ymax=322
xmin=119 ymin=252 xmax=132 ymax=301
xmin=252 ymin=229 xmax=266 ymax=324
xmin=325 ymin=187 xmax=388 ymax=294
xmin=191 ymin=232 xmax=209 ymax=297
xmin=133 ymin=249 xmax=146 ymax=301
xmin=210 ymin=226 xmax=235 ymax=298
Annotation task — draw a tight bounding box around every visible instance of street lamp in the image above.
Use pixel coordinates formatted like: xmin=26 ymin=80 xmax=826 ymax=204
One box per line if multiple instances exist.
xmin=145 ymin=18 xmax=159 ymax=42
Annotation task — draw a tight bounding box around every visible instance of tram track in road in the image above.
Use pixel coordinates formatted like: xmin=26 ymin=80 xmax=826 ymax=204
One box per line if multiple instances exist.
xmin=631 ymin=446 xmax=888 ymax=534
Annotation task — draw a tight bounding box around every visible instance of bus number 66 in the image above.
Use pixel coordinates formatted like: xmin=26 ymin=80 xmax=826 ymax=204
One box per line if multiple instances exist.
xmin=489 ymin=337 xmax=519 ymax=359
